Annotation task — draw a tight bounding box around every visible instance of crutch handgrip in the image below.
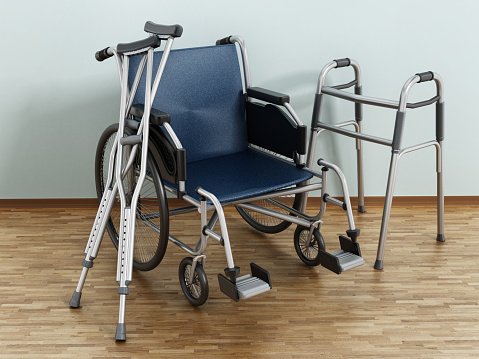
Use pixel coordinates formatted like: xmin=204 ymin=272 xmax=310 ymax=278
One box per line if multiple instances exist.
xmin=216 ymin=36 xmax=233 ymax=45
xmin=95 ymin=47 xmax=114 ymax=62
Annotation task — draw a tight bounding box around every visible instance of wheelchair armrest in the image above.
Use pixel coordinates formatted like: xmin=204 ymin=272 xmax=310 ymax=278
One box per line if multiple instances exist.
xmin=130 ymin=104 xmax=171 ymax=125
xmin=246 ymin=101 xmax=307 ymax=161
xmin=247 ymin=87 xmax=290 ymax=106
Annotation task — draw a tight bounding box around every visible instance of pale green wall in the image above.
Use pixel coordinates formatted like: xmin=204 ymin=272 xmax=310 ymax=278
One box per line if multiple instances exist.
xmin=0 ymin=0 xmax=476 ymax=198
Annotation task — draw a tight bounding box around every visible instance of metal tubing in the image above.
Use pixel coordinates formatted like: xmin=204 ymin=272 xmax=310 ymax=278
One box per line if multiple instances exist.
xmin=162 ymin=123 xmax=183 ymax=149
xmin=169 ymin=206 xmax=198 ymax=216
xmin=436 ymin=141 xmax=445 ymax=239
xmin=198 ymin=199 xmax=209 ymax=254
xmin=118 ymin=294 xmax=126 ymax=324
xmin=204 ymin=228 xmax=222 ymax=243
xmin=105 ymin=136 xmax=119 ymax=190
xmin=168 ymin=235 xmax=198 ymax=256
xmin=375 ymin=152 xmax=400 ymax=270
xmin=196 ymin=188 xmax=235 ymax=269
xmin=316 ymin=58 xmax=362 ymax=94
xmin=228 ymin=183 xmax=323 ymax=206
xmin=324 ymin=196 xmax=345 ymax=208
xmin=89 ymin=186 xmax=118 ymax=258
xmin=151 ymin=38 xmax=174 ymax=102
xmin=316 ymin=123 xmax=393 ymax=147
xmin=356 ymin=124 xmax=365 ymax=212
xmin=398 ymin=140 xmax=440 ymax=159
xmin=230 ymin=36 xmax=251 ymax=89
xmin=318 ymin=168 xmax=327 ymax=221
xmin=316 ymin=61 xmax=338 ymax=94
xmin=124 ymin=48 xmax=155 ymax=283
xmin=306 ymin=128 xmax=320 ymax=169
xmin=317 ymin=159 xmax=355 ymax=230
xmin=314 ymin=121 xmax=361 ymax=186
xmin=322 ymin=87 xmax=402 ymax=109
xmin=75 ymin=267 xmax=89 ymax=293
xmin=398 ymin=76 xmax=421 ymax=112
xmin=114 ymin=56 xmax=130 ymax=207
xmin=236 ymin=203 xmax=314 ymax=228
xmin=283 ymin=102 xmax=304 ymax=126
xmin=126 ymin=56 xmax=147 ymax=114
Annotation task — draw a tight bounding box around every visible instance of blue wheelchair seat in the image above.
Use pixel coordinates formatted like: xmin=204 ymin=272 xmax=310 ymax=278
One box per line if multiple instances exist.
xmin=185 ymin=148 xmax=312 ymax=203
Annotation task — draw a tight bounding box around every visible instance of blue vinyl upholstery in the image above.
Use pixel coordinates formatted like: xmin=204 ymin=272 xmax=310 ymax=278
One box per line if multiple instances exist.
xmin=185 ymin=149 xmax=312 ymax=203
xmin=130 ymin=44 xmax=313 ymax=203
xmin=131 ymin=45 xmax=248 ymax=162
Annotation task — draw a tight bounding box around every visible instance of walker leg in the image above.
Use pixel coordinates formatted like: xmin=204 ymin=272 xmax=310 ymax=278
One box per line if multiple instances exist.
xmin=436 ymin=141 xmax=445 ymax=242
xmin=374 ymin=152 xmax=400 ymax=270
xmin=356 ymin=123 xmax=365 ymax=213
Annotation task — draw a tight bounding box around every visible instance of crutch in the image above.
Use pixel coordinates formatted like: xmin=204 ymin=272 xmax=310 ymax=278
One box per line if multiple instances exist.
xmin=69 ymin=22 xmax=182 ymax=341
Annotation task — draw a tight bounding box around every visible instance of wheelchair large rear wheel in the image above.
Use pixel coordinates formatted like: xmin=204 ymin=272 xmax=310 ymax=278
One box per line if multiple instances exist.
xmin=236 ymin=193 xmax=304 ymax=234
xmin=96 ymin=124 xmax=169 ymax=271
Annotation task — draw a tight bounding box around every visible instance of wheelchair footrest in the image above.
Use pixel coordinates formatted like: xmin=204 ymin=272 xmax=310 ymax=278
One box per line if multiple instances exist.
xmin=218 ymin=263 xmax=271 ymax=301
xmin=319 ymin=235 xmax=365 ymax=274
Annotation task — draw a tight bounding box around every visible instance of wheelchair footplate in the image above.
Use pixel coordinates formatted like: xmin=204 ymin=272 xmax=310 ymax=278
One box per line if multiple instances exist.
xmin=218 ymin=263 xmax=272 ymax=301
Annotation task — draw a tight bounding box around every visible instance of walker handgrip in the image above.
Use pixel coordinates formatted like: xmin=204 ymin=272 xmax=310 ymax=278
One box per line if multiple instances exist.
xmin=95 ymin=47 xmax=113 ymax=62
xmin=334 ymin=58 xmax=351 ymax=68
xmin=144 ymin=21 xmax=183 ymax=37
xmin=216 ymin=36 xmax=232 ymax=45
xmin=416 ymin=71 xmax=434 ymax=83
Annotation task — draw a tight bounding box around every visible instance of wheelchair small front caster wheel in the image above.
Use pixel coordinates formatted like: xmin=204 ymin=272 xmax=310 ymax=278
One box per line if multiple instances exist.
xmin=293 ymin=226 xmax=325 ymax=267
xmin=178 ymin=257 xmax=209 ymax=306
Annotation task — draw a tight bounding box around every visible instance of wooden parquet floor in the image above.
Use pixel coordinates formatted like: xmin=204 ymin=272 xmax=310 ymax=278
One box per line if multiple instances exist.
xmin=0 ymin=202 xmax=478 ymax=358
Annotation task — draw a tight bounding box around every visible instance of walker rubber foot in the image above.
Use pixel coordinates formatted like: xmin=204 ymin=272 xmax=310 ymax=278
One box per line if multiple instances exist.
xmin=374 ymin=259 xmax=383 ymax=270
xmin=436 ymin=234 xmax=446 ymax=242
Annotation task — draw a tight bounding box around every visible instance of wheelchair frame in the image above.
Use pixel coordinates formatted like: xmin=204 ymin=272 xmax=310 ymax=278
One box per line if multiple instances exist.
xmin=70 ymin=23 xmax=363 ymax=341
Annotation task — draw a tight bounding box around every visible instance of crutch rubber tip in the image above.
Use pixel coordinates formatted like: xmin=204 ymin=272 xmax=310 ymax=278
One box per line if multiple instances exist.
xmin=358 ymin=205 xmax=366 ymax=213
xmin=373 ymin=259 xmax=384 ymax=270
xmin=436 ymin=234 xmax=446 ymax=242
xmin=115 ymin=323 xmax=126 ymax=342
xmin=69 ymin=291 xmax=82 ymax=308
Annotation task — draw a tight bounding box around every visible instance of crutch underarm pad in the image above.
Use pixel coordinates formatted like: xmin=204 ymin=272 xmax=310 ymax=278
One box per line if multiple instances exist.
xmin=247 ymin=87 xmax=290 ymax=105
xmin=116 ymin=36 xmax=160 ymax=55
xmin=144 ymin=21 xmax=183 ymax=38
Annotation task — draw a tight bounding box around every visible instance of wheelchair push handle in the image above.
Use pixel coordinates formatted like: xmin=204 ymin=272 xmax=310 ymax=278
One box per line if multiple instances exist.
xmin=95 ymin=47 xmax=114 ymax=62
xmin=216 ymin=36 xmax=233 ymax=45
xmin=144 ymin=21 xmax=183 ymax=38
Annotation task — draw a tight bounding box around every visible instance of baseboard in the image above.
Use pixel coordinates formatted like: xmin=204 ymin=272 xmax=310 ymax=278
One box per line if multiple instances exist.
xmin=0 ymin=198 xmax=99 ymax=208
xmin=0 ymin=196 xmax=477 ymax=208
xmin=348 ymin=196 xmax=479 ymax=206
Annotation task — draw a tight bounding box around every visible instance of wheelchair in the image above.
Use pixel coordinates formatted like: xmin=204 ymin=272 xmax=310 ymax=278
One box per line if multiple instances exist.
xmin=69 ymin=22 xmax=364 ymax=341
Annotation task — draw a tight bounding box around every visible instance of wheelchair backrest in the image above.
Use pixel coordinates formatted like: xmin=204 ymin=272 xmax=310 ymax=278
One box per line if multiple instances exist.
xmin=130 ymin=44 xmax=248 ymax=163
